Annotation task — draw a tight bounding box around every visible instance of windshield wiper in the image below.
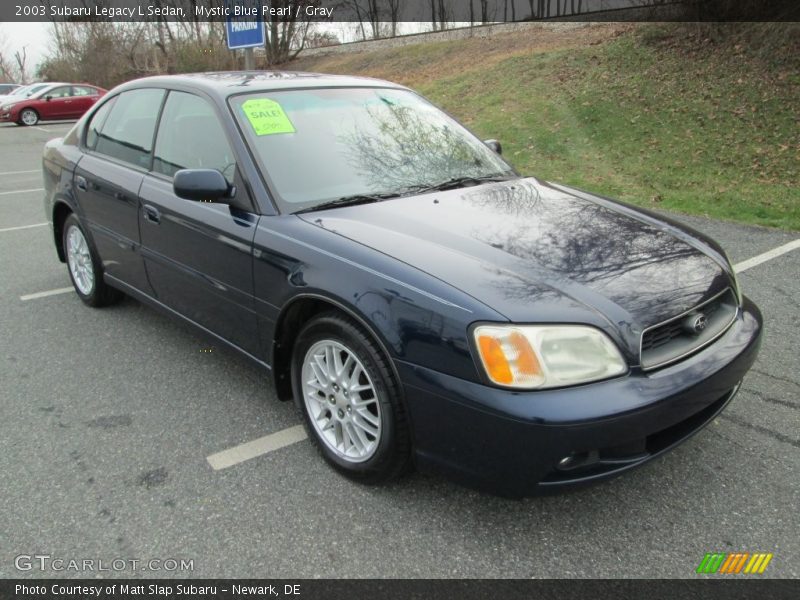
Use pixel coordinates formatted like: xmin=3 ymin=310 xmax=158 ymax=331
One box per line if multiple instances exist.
xmin=408 ymin=173 xmax=517 ymax=195
xmin=294 ymin=192 xmax=400 ymax=214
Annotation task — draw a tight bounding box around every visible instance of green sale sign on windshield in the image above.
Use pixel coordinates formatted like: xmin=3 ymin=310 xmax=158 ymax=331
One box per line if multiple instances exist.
xmin=241 ymin=98 xmax=295 ymax=135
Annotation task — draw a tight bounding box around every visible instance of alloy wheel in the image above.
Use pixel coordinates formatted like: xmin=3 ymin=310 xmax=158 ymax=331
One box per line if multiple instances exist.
xmin=20 ymin=110 xmax=38 ymax=126
xmin=66 ymin=225 xmax=94 ymax=296
xmin=301 ymin=339 xmax=382 ymax=462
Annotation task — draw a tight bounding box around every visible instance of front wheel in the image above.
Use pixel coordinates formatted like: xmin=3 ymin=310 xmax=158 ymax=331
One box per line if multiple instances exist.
xmin=62 ymin=214 xmax=122 ymax=307
xmin=19 ymin=108 xmax=39 ymax=126
xmin=291 ymin=312 xmax=412 ymax=483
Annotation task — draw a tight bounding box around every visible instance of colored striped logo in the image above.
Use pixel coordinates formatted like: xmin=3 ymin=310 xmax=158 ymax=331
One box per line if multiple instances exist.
xmin=696 ymin=552 xmax=773 ymax=574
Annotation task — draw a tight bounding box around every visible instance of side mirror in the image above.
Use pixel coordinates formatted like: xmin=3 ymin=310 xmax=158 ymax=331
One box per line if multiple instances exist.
xmin=45 ymin=95 xmax=53 ymax=102
xmin=484 ymin=139 xmax=502 ymax=155
xmin=173 ymin=169 xmax=232 ymax=203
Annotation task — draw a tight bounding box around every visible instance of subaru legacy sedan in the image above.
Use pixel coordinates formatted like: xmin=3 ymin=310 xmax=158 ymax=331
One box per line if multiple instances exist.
xmin=43 ymin=72 xmax=762 ymax=496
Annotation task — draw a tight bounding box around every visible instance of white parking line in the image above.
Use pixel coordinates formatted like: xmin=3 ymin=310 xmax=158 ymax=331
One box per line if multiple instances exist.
xmin=734 ymin=239 xmax=800 ymax=273
xmin=20 ymin=287 xmax=73 ymax=301
xmin=0 ymin=222 xmax=48 ymax=233
xmin=0 ymin=169 xmax=40 ymax=176
xmin=0 ymin=187 xmax=44 ymax=196
xmin=206 ymin=425 xmax=307 ymax=471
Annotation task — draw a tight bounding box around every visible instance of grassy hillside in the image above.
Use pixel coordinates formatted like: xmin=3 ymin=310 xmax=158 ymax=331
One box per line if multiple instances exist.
xmin=290 ymin=24 xmax=800 ymax=230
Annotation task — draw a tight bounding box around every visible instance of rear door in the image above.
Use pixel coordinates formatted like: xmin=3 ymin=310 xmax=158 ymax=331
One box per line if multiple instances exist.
xmin=69 ymin=86 xmax=100 ymax=118
xmin=138 ymin=90 xmax=260 ymax=356
xmin=74 ymin=89 xmax=166 ymax=293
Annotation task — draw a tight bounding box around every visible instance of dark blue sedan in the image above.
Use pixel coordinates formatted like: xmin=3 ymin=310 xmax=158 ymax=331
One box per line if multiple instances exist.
xmin=42 ymin=72 xmax=762 ymax=496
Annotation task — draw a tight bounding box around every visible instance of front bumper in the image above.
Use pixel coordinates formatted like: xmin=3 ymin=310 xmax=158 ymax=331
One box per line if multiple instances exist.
xmin=396 ymin=298 xmax=762 ymax=497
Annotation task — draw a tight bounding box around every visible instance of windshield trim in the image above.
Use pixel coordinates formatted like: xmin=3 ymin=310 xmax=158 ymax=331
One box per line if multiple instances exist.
xmin=226 ymin=85 xmax=517 ymax=216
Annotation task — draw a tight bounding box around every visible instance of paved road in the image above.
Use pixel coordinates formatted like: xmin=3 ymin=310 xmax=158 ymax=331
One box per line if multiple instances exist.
xmin=0 ymin=122 xmax=798 ymax=579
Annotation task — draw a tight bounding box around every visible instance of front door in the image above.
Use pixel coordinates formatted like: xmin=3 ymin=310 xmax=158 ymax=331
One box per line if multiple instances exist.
xmin=39 ymin=85 xmax=76 ymax=119
xmin=138 ymin=90 xmax=260 ymax=356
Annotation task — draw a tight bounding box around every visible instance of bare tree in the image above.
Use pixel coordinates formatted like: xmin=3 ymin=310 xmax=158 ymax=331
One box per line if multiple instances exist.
xmin=345 ymin=0 xmax=382 ymax=39
xmin=436 ymin=0 xmax=450 ymax=30
xmin=0 ymin=26 xmax=30 ymax=83
xmin=386 ymin=0 xmax=404 ymax=37
xmin=430 ymin=0 xmax=451 ymax=30
xmin=263 ymin=1 xmax=314 ymax=65
xmin=14 ymin=47 xmax=29 ymax=83
xmin=38 ymin=19 xmax=237 ymax=88
xmin=479 ymin=0 xmax=491 ymax=23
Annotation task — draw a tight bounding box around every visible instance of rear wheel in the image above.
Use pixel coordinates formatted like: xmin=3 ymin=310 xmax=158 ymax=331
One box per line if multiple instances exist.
xmin=62 ymin=214 xmax=122 ymax=307
xmin=291 ymin=312 xmax=412 ymax=483
xmin=19 ymin=108 xmax=39 ymax=126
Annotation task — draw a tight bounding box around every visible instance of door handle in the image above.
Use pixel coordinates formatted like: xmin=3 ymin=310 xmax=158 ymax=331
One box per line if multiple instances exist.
xmin=75 ymin=175 xmax=87 ymax=191
xmin=143 ymin=204 xmax=161 ymax=224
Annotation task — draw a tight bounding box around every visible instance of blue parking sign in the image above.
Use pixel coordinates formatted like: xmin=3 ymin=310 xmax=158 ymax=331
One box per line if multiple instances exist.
xmin=225 ymin=0 xmax=265 ymax=50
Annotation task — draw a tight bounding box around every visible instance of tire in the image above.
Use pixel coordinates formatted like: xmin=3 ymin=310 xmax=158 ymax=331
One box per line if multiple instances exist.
xmin=62 ymin=214 xmax=122 ymax=307
xmin=291 ymin=311 xmax=412 ymax=484
xmin=18 ymin=108 xmax=39 ymax=126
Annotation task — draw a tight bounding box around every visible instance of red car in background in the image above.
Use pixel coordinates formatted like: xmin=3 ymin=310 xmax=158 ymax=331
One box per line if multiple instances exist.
xmin=0 ymin=83 xmax=106 ymax=126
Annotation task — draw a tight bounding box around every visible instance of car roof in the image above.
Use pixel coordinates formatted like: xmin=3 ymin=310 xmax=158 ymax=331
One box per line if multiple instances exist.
xmin=114 ymin=71 xmax=407 ymax=99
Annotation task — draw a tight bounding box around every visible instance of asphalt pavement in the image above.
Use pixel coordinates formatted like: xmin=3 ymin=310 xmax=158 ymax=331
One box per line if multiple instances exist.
xmin=0 ymin=121 xmax=798 ymax=579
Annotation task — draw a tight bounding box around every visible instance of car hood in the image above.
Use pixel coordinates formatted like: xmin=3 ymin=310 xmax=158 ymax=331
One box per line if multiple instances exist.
xmin=298 ymin=178 xmax=732 ymax=354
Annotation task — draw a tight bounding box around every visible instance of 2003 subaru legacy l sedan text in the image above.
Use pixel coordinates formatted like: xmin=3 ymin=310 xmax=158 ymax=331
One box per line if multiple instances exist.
xmin=42 ymin=72 xmax=762 ymax=497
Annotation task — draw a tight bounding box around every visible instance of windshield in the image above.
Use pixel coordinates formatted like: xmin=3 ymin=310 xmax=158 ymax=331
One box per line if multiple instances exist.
xmin=8 ymin=83 xmax=50 ymax=99
xmin=30 ymin=84 xmax=59 ymax=99
xmin=230 ymin=87 xmax=514 ymax=213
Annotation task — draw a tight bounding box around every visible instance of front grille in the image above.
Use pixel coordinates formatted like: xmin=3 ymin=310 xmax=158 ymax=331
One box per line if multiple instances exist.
xmin=640 ymin=288 xmax=737 ymax=370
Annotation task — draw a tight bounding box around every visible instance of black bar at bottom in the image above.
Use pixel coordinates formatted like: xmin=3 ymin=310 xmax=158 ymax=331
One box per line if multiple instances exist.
xmin=1 ymin=579 xmax=797 ymax=600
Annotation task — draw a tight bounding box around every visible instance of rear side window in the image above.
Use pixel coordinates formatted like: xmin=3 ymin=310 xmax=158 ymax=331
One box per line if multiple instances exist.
xmin=94 ymin=89 xmax=165 ymax=169
xmin=85 ymin=97 xmax=117 ymax=150
xmin=73 ymin=86 xmax=98 ymax=97
xmin=152 ymin=91 xmax=236 ymax=184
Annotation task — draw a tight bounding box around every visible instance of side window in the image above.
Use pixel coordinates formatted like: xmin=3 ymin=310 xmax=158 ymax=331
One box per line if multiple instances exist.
xmin=47 ymin=86 xmax=73 ymax=99
xmin=153 ymin=91 xmax=236 ymax=184
xmin=94 ymin=89 xmax=165 ymax=169
xmin=73 ymin=86 xmax=96 ymax=97
xmin=85 ymin=97 xmax=117 ymax=150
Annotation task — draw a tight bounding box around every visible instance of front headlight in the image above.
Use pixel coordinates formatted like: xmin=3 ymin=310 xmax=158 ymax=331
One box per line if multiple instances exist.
xmin=473 ymin=324 xmax=627 ymax=389
xmin=2 ymin=102 xmax=16 ymax=110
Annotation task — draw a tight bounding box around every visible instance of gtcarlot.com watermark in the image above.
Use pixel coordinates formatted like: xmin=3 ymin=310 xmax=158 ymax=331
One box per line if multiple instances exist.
xmin=15 ymin=554 xmax=194 ymax=573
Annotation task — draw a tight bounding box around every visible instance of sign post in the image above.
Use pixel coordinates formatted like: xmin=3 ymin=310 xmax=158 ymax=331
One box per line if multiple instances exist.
xmin=225 ymin=0 xmax=265 ymax=70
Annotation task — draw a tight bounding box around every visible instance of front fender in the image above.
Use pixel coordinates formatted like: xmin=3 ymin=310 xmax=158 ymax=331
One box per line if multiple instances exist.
xmin=253 ymin=215 xmax=505 ymax=382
